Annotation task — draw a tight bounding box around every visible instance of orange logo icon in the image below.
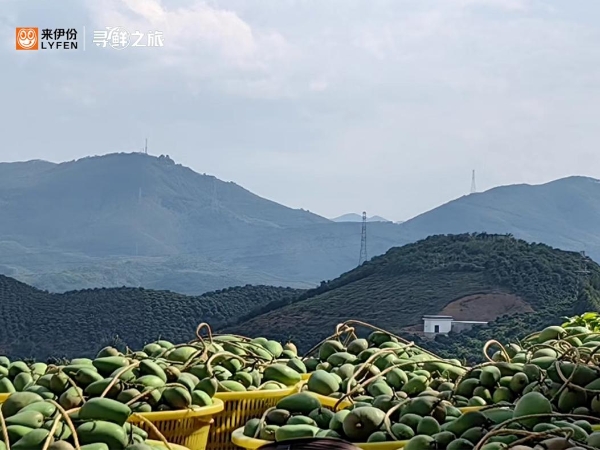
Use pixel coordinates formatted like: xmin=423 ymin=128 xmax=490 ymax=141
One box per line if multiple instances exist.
xmin=16 ymin=27 xmax=38 ymax=50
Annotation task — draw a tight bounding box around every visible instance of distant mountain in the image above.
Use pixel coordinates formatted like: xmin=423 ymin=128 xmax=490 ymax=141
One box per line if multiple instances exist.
xmin=398 ymin=176 xmax=600 ymax=258
xmin=226 ymin=234 xmax=600 ymax=362
xmin=0 ymin=274 xmax=301 ymax=358
xmin=2 ymin=153 xmax=600 ymax=295
xmin=0 ymin=153 xmax=404 ymax=293
xmin=332 ymin=213 xmax=392 ymax=223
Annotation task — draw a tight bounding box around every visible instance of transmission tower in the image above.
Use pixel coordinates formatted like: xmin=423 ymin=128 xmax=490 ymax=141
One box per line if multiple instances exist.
xmin=359 ymin=211 xmax=368 ymax=266
xmin=470 ymin=170 xmax=477 ymax=194
xmin=575 ymin=250 xmax=590 ymax=296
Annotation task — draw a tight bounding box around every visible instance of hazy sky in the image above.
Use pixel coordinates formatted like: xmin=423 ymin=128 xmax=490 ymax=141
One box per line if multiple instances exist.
xmin=2 ymin=0 xmax=600 ymax=222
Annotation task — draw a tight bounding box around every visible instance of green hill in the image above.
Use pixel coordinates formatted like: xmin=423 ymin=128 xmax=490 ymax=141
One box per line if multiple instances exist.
xmin=0 ymin=274 xmax=301 ymax=359
xmin=225 ymin=234 xmax=600 ymax=362
xmin=2 ymin=233 xmax=600 ymax=362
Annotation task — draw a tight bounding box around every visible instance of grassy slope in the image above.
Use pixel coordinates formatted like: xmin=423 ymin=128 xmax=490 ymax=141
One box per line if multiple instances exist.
xmin=226 ymin=234 xmax=600 ymax=362
xmin=0 ymin=275 xmax=302 ymax=359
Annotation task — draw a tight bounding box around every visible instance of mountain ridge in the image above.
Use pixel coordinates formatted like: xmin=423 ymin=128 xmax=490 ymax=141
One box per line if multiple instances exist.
xmin=2 ymin=153 xmax=600 ymax=295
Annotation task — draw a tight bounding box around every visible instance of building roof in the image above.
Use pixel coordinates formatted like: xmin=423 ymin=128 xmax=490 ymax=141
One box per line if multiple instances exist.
xmin=422 ymin=315 xmax=453 ymax=320
xmin=452 ymin=320 xmax=488 ymax=324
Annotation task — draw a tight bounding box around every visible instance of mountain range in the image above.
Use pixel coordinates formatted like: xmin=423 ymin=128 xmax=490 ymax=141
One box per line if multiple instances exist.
xmin=1 ymin=152 xmax=599 ymax=294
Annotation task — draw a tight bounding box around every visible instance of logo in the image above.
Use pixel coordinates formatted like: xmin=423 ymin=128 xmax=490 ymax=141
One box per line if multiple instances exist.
xmin=16 ymin=27 xmax=79 ymax=51
xmin=93 ymin=27 xmax=164 ymax=49
xmin=40 ymin=28 xmax=78 ymax=49
xmin=16 ymin=27 xmax=38 ymax=50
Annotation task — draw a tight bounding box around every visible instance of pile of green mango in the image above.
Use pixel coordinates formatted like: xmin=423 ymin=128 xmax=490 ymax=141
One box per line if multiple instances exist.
xmin=301 ymin=330 xmax=467 ymax=405
xmin=445 ymin=323 xmax=600 ymax=416
xmin=402 ymin=391 xmax=600 ymax=450
xmin=0 ymin=391 xmax=176 ymax=449
xmin=242 ymin=390 xmax=473 ymax=445
xmin=0 ymin=356 xmax=49 ymax=394
xmin=242 ymin=390 xmax=600 ymax=449
xmin=0 ymin=333 xmax=304 ymax=414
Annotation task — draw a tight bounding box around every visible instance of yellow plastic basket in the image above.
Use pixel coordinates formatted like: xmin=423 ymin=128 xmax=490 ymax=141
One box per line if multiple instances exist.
xmin=208 ymin=385 xmax=301 ymax=450
xmin=300 ymin=373 xmax=311 ymax=381
xmin=147 ymin=439 xmax=191 ymax=450
xmin=231 ymin=427 xmax=407 ymax=449
xmin=128 ymin=399 xmax=224 ymax=450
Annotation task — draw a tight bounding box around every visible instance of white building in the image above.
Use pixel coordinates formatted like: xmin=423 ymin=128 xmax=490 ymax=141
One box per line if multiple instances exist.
xmin=423 ymin=315 xmax=453 ymax=334
xmin=423 ymin=315 xmax=488 ymax=336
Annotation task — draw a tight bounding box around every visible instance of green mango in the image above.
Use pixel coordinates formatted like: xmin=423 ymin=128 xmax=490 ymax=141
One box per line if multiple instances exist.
xmin=79 ymin=397 xmax=132 ymax=426
xmin=1 ymin=392 xmax=44 ymax=418
xmin=5 ymin=410 xmax=45 ymax=428
xmin=77 ymin=420 xmax=128 ymax=450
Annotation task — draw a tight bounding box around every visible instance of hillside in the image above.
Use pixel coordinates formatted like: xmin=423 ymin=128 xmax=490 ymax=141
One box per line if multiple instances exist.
xmin=2 ymin=233 xmax=600 ymax=362
xmin=226 ymin=234 xmax=600 ymax=362
xmin=0 ymin=274 xmax=302 ymax=359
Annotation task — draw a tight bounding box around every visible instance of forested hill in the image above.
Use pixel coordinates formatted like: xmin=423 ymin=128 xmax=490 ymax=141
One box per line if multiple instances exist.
xmin=226 ymin=234 xmax=600 ymax=362
xmin=2 ymin=233 xmax=599 ymax=362
xmin=0 ymin=275 xmax=301 ymax=359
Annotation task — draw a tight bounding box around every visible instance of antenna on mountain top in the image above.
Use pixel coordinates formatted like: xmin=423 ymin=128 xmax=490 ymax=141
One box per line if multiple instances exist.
xmin=359 ymin=212 xmax=368 ymax=266
xmin=144 ymin=138 xmax=148 ymax=155
xmin=470 ymin=170 xmax=477 ymax=194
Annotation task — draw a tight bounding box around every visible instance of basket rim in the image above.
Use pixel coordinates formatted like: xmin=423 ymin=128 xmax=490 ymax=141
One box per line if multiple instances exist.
xmin=129 ymin=398 xmax=224 ymax=421
xmin=231 ymin=427 xmax=409 ymax=450
xmin=147 ymin=439 xmax=191 ymax=450
xmin=214 ymin=384 xmax=298 ymax=400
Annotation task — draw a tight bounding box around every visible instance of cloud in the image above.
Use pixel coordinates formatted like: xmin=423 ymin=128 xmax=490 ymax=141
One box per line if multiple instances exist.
xmin=309 ymin=80 xmax=328 ymax=92
xmin=455 ymin=0 xmax=530 ymax=11
xmin=85 ymin=0 xmax=290 ymax=81
xmin=2 ymin=0 xmax=600 ymax=221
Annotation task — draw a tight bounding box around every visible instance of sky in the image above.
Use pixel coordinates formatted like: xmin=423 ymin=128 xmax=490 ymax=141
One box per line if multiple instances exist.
xmin=2 ymin=0 xmax=600 ymax=222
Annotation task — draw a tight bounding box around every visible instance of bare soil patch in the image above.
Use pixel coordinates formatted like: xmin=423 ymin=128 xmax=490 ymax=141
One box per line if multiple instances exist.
xmin=401 ymin=292 xmax=533 ymax=334
xmin=439 ymin=292 xmax=533 ymax=322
